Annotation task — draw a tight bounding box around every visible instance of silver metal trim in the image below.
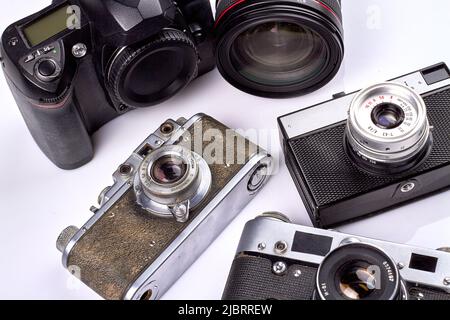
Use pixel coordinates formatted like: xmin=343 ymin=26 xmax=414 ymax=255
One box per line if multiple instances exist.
xmin=125 ymin=152 xmax=272 ymax=300
xmin=279 ymin=67 xmax=450 ymax=140
xmin=346 ymin=82 xmax=431 ymax=164
xmin=237 ymin=217 xmax=450 ymax=294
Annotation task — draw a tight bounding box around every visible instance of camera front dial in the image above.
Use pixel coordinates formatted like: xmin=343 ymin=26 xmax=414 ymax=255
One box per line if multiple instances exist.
xmin=316 ymin=243 xmax=406 ymax=300
xmin=107 ymin=29 xmax=199 ymax=108
xmin=345 ymin=82 xmax=432 ymax=175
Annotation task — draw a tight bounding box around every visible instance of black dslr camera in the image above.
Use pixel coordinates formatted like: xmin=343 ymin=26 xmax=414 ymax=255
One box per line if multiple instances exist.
xmin=278 ymin=63 xmax=450 ymax=228
xmin=0 ymin=0 xmax=214 ymax=169
xmin=223 ymin=213 xmax=450 ymax=300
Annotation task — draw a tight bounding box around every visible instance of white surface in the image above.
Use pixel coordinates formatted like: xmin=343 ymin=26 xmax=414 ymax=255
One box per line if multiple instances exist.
xmin=1 ymin=0 xmax=450 ymax=300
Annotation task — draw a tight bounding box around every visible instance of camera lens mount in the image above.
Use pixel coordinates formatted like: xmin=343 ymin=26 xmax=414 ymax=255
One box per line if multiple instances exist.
xmin=214 ymin=0 xmax=344 ymax=97
xmin=134 ymin=145 xmax=212 ymax=221
xmin=316 ymin=243 xmax=405 ymax=300
xmin=345 ymin=82 xmax=432 ymax=175
xmin=107 ymin=29 xmax=198 ymax=109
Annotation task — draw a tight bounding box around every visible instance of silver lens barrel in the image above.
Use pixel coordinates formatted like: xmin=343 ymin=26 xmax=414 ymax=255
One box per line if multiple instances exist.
xmin=134 ymin=145 xmax=212 ymax=219
xmin=346 ymin=83 xmax=431 ymax=170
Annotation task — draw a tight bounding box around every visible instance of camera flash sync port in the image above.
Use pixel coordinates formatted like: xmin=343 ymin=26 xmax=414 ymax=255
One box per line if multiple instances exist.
xmin=274 ymin=241 xmax=288 ymax=254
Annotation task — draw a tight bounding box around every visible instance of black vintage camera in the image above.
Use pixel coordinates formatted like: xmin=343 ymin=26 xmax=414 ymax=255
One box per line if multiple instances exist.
xmin=223 ymin=213 xmax=450 ymax=300
xmin=0 ymin=0 xmax=215 ymax=169
xmin=214 ymin=0 xmax=344 ymax=97
xmin=278 ymin=63 xmax=450 ymax=228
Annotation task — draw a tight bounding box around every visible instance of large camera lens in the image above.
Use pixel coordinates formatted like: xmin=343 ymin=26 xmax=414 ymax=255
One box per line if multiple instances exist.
xmin=215 ymin=0 xmax=344 ymax=97
xmin=108 ymin=30 xmax=198 ymax=108
xmin=316 ymin=243 xmax=404 ymax=300
xmin=345 ymin=83 xmax=432 ymax=175
xmin=151 ymin=155 xmax=188 ymax=185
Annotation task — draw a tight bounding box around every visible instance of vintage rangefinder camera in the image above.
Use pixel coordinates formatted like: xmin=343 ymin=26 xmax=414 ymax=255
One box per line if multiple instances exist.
xmin=223 ymin=213 xmax=450 ymax=300
xmin=278 ymin=62 xmax=450 ymax=227
xmin=0 ymin=0 xmax=215 ymax=169
xmin=56 ymin=114 xmax=272 ymax=300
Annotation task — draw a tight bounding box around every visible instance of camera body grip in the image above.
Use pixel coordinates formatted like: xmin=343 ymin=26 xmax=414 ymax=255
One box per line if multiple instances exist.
xmin=6 ymin=76 xmax=93 ymax=169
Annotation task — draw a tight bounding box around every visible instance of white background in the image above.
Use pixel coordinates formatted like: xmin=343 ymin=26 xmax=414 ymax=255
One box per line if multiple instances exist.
xmin=1 ymin=0 xmax=450 ymax=300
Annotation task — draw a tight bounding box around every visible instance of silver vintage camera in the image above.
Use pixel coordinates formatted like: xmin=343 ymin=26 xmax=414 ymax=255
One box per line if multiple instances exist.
xmin=223 ymin=213 xmax=450 ymax=300
xmin=278 ymin=63 xmax=450 ymax=227
xmin=56 ymin=114 xmax=272 ymax=300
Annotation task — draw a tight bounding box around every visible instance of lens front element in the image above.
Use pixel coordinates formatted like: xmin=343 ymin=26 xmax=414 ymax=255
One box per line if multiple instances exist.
xmin=371 ymin=103 xmax=406 ymax=130
xmin=151 ymin=155 xmax=188 ymax=185
xmin=230 ymin=22 xmax=328 ymax=87
xmin=337 ymin=261 xmax=379 ymax=300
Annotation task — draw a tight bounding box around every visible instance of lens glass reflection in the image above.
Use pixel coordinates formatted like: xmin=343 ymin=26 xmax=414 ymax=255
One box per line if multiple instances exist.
xmin=336 ymin=261 xmax=378 ymax=300
xmin=371 ymin=103 xmax=405 ymax=129
xmin=230 ymin=21 xmax=328 ymax=86
xmin=152 ymin=155 xmax=187 ymax=184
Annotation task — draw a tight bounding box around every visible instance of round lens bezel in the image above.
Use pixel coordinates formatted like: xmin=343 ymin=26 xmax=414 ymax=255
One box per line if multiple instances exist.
xmin=345 ymin=82 xmax=433 ymax=175
xmin=215 ymin=6 xmax=344 ymax=97
xmin=316 ymin=243 xmax=401 ymax=301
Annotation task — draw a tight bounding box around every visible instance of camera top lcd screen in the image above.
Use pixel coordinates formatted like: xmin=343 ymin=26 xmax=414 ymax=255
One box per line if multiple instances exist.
xmin=22 ymin=5 xmax=74 ymax=47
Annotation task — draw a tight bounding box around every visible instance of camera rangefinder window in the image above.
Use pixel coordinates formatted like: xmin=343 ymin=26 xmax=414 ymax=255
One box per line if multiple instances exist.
xmin=23 ymin=5 xmax=73 ymax=47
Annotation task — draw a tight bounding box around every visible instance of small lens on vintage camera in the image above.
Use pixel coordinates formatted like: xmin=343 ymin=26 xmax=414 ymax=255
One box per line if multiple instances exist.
xmin=151 ymin=155 xmax=188 ymax=185
xmin=345 ymin=82 xmax=433 ymax=175
xmin=316 ymin=243 xmax=404 ymax=300
xmin=214 ymin=0 xmax=344 ymax=97
xmin=134 ymin=145 xmax=212 ymax=222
